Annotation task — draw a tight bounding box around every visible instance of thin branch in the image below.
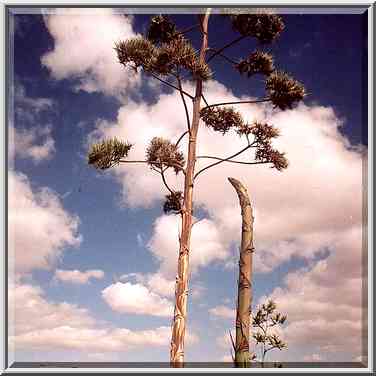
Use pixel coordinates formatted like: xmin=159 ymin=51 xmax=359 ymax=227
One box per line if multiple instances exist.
xmin=176 ymin=73 xmax=191 ymax=132
xmin=196 ymin=156 xmax=269 ymax=166
xmin=160 ymin=168 xmax=175 ymax=195
xmin=201 ymin=93 xmax=210 ymax=107
xmin=119 ymin=159 xmax=186 ymax=175
xmin=175 ymin=130 xmax=189 ymax=148
xmin=207 ymin=47 xmax=238 ymax=65
xmin=201 ymin=98 xmax=271 ymax=110
xmin=178 ymin=23 xmax=200 ymax=35
xmin=207 ymin=35 xmax=246 ymax=63
xmin=229 ymin=330 xmax=236 ymax=352
xmin=148 ymin=72 xmax=194 ymax=99
xmin=194 ymin=143 xmax=257 ymax=180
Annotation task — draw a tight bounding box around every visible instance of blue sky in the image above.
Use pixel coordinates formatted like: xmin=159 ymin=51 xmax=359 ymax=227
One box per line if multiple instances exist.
xmin=8 ymin=8 xmax=367 ymax=365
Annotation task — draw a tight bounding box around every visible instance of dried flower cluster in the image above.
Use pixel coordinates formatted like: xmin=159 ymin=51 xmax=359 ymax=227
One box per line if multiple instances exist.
xmin=200 ymin=106 xmax=244 ymax=134
xmin=88 ymin=138 xmax=132 ymax=170
xmin=255 ymin=144 xmax=288 ymax=171
xmin=163 ymin=191 xmax=183 ymax=214
xmin=249 ymin=121 xmax=280 ymax=141
xmin=115 ymin=22 xmax=211 ymax=81
xmin=230 ymin=13 xmax=285 ymax=43
xmin=146 ymin=137 xmax=185 ymax=174
xmin=147 ymin=15 xmax=178 ymax=44
xmin=115 ymin=37 xmax=155 ymax=71
xmin=236 ymin=120 xmax=286 ymax=170
xmin=236 ymin=51 xmax=274 ymax=77
xmin=266 ymin=71 xmax=305 ymax=110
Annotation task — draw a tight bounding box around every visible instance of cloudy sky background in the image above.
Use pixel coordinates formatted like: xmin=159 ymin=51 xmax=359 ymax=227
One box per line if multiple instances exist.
xmin=8 ymin=8 xmax=368 ymax=364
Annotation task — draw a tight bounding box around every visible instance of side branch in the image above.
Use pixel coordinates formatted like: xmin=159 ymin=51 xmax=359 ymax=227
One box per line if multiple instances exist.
xmin=201 ymin=98 xmax=271 ymax=110
xmin=176 ymin=74 xmax=191 ymax=132
xmin=194 ymin=143 xmax=257 ymax=180
xmin=160 ymin=168 xmax=175 ymax=195
xmin=207 ymin=35 xmax=246 ymax=63
xmin=196 ymin=156 xmax=269 ymax=166
xmin=207 ymin=48 xmax=238 ymax=65
xmin=148 ymin=72 xmax=194 ymax=99
xmin=119 ymin=159 xmax=186 ymax=175
xmin=178 ymin=24 xmax=200 ymax=35
xmin=175 ymin=130 xmax=189 ymax=148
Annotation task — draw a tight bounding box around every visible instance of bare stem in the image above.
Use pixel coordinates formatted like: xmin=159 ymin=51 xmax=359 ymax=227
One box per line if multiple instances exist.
xmin=178 ymin=23 xmax=200 ymax=35
xmin=194 ymin=143 xmax=259 ymax=180
xmin=196 ymin=156 xmax=269 ymax=166
xmin=160 ymin=168 xmax=175 ymax=195
xmin=175 ymin=130 xmax=189 ymax=148
xmin=201 ymin=98 xmax=271 ymax=110
xmin=148 ymin=72 xmax=194 ymax=99
xmin=207 ymin=47 xmax=238 ymax=65
xmin=207 ymin=35 xmax=246 ymax=63
xmin=201 ymin=93 xmax=210 ymax=107
xmin=176 ymin=73 xmax=191 ymax=132
xmin=119 ymin=159 xmax=186 ymax=175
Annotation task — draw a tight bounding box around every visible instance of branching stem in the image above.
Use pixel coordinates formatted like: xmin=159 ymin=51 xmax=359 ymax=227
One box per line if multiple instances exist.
xmin=148 ymin=72 xmax=194 ymax=99
xmin=119 ymin=159 xmax=186 ymax=175
xmin=176 ymin=73 xmax=191 ymax=132
xmin=201 ymin=98 xmax=271 ymax=110
xmin=207 ymin=47 xmax=238 ymax=65
xmin=194 ymin=142 xmax=258 ymax=180
xmin=207 ymin=35 xmax=246 ymax=63
xmin=175 ymin=130 xmax=189 ymax=148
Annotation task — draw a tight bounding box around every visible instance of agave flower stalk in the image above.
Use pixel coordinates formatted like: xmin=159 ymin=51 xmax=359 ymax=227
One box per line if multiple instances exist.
xmin=228 ymin=177 xmax=254 ymax=367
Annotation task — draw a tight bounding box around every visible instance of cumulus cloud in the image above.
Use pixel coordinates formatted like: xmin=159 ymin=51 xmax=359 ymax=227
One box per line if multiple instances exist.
xmin=88 ymin=79 xmax=363 ymax=266
xmin=9 ymin=83 xmax=56 ymax=164
xmin=54 ymin=269 xmax=104 ymax=284
xmin=9 ymin=282 xmax=197 ymax=356
xmin=8 ymin=170 xmax=82 ymax=275
xmin=102 ymin=282 xmax=173 ymax=317
xmin=14 ymin=82 xmax=54 ymax=112
xmin=148 ymin=214 xmax=229 ymax=280
xmin=87 ymin=78 xmax=364 ymax=360
xmin=41 ymin=9 xmax=140 ymax=96
xmin=208 ymin=305 xmax=236 ymax=320
xmin=259 ymin=226 xmax=364 ymax=360
xmin=110 ymin=213 xmax=228 ymax=312
xmin=9 ymin=125 xmax=55 ymax=163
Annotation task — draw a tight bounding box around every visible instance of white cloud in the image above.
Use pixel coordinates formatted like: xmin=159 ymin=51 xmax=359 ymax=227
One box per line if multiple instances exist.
xmin=222 ymin=354 xmax=233 ymax=362
xmin=303 ymin=353 xmax=324 ymax=362
xmin=14 ymin=82 xmax=54 ymax=112
xmin=9 ymin=282 xmax=198 ymax=355
xmin=148 ymin=214 xmax=229 ymax=280
xmin=102 ymin=282 xmax=173 ymax=317
xmin=54 ymin=269 xmax=104 ymax=284
xmin=9 ymin=83 xmax=56 ymax=164
xmin=8 ymin=170 xmax=82 ymax=275
xmin=9 ymin=125 xmax=55 ymax=163
xmin=216 ymin=329 xmax=235 ymax=350
xmin=259 ymin=226 xmax=363 ymax=360
xmin=208 ymin=305 xmax=236 ymax=320
xmin=87 ymin=78 xmax=364 ymax=360
xmin=41 ymin=9 xmax=140 ymax=96
xmin=88 ymin=79 xmax=363 ymax=272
